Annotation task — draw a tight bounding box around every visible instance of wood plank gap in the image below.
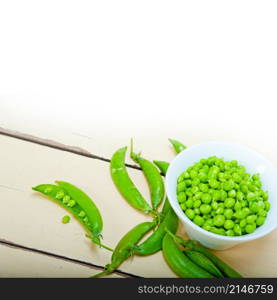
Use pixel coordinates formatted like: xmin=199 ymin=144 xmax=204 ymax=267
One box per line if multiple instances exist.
xmin=0 ymin=127 xmax=141 ymax=170
xmin=0 ymin=239 xmax=142 ymax=278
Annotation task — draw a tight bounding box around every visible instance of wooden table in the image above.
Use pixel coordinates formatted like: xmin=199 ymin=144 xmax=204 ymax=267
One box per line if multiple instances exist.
xmin=0 ymin=124 xmax=276 ymax=278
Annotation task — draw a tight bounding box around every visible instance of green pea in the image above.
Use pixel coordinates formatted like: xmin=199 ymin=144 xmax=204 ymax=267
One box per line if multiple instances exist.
xmin=180 ymin=203 xmax=187 ymax=210
xmin=200 ymin=204 xmax=211 ymax=214
xmin=193 ymin=215 xmax=204 ymax=226
xmin=193 ymin=200 xmax=202 ymax=208
xmin=186 ymin=188 xmax=193 ymax=197
xmin=202 ymin=224 xmax=211 ymax=231
xmin=224 ymin=197 xmax=235 ymax=208
xmin=254 ymin=180 xmax=262 ymax=188
xmin=245 ymin=224 xmax=256 ymax=234
xmin=236 ymin=191 xmax=244 ymax=201
xmin=224 ymin=208 xmax=233 ymax=219
xmin=257 ymin=200 xmax=265 ymax=210
xmin=204 ymin=219 xmax=214 ymax=226
xmin=234 ymin=202 xmax=242 ymax=211
xmin=256 ymin=216 xmax=266 ymax=226
xmin=247 ymin=192 xmax=256 ymax=201
xmin=214 ymin=215 xmax=225 ymax=227
xmin=177 ymin=192 xmax=187 ymax=203
xmin=218 ymin=172 xmax=226 ymax=182
xmin=194 ymin=208 xmax=200 ymax=215
xmin=239 ymin=219 xmax=247 ymax=228
xmin=210 ymin=227 xmax=222 ymax=235
xmin=215 ymin=207 xmax=224 ymax=215
xmin=208 ymin=189 xmax=215 ymax=195
xmin=262 ymin=191 xmax=269 ymax=201
xmin=220 ymin=190 xmax=228 ymax=201
xmin=240 ymin=184 xmax=248 ymax=194
xmin=226 ymin=229 xmax=235 ymax=236
xmin=191 ymin=186 xmax=199 ymax=194
xmin=246 ymin=215 xmax=257 ymax=224
xmin=242 ymin=207 xmax=251 ymax=216
xmin=258 ymin=209 xmax=267 ymax=217
xmin=232 ymin=173 xmax=242 ymax=183
xmin=190 ymin=170 xmax=198 ymax=179
xmin=56 ymin=191 xmax=65 ymax=199
xmin=249 ymin=201 xmax=259 ymax=213
xmin=185 ymin=197 xmax=193 ymax=207
xmin=212 ymin=190 xmax=221 ymax=201
xmin=183 ymin=171 xmax=190 ymax=179
xmin=252 ymin=174 xmax=260 ymax=181
xmin=192 ymin=178 xmax=201 ymax=186
xmin=264 ymin=201 xmax=271 ymax=211
xmin=44 ymin=187 xmax=53 ymax=194
xmin=78 ymin=211 xmax=86 ymax=218
xmin=62 ymin=195 xmax=70 ymax=204
xmin=228 ymin=189 xmax=237 ymax=198
xmin=240 ymin=200 xmax=247 ymax=207
xmin=62 ymin=215 xmax=70 ymax=224
xmin=194 ymin=192 xmax=203 ymax=200
xmin=233 ymin=224 xmax=242 ymax=236
xmin=199 ymin=173 xmax=208 ymax=183
xmin=185 ymin=209 xmax=195 ymax=220
xmin=209 ymin=179 xmax=219 ymax=189
xmin=177 ymin=175 xmax=185 ymax=183
xmin=177 ymin=182 xmax=186 ymax=193
xmin=223 ymin=180 xmax=234 ymax=191
xmin=185 ymin=179 xmax=192 ymax=187
xmin=68 ymin=200 xmax=76 ymax=207
xmin=201 ymin=193 xmax=212 ymax=204
xmin=224 ymin=220 xmax=234 ymax=230
xmin=83 ymin=216 xmax=89 ymax=223
xmin=234 ymin=210 xmax=246 ymax=219
xmin=199 ymin=184 xmax=209 ymax=193
xmin=211 ymin=201 xmax=218 ymax=210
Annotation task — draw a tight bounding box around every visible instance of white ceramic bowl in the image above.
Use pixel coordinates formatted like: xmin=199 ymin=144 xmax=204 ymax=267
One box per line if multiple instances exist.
xmin=165 ymin=141 xmax=277 ymax=250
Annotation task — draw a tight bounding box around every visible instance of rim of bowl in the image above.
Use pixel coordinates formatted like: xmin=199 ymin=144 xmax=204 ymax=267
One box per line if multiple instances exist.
xmin=165 ymin=141 xmax=277 ymax=242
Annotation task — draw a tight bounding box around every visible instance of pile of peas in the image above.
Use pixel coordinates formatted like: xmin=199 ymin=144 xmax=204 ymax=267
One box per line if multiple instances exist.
xmin=177 ymin=156 xmax=270 ymax=236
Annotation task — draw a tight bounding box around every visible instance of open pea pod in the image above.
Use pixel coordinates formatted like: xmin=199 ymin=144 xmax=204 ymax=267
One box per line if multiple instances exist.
xmin=32 ymin=181 xmax=112 ymax=251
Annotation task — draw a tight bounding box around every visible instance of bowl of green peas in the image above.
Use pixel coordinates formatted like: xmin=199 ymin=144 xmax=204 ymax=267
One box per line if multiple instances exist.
xmin=165 ymin=141 xmax=277 ymax=250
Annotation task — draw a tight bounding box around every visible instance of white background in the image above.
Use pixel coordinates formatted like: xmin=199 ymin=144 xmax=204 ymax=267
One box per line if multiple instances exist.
xmin=0 ymin=1 xmax=277 ymax=161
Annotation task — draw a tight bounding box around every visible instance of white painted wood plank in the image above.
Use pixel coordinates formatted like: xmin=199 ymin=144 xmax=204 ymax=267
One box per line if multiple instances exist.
xmin=0 ymin=244 xmax=122 ymax=278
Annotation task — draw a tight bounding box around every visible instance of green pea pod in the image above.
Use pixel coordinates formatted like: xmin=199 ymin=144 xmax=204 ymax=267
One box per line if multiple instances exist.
xmin=161 ymin=197 xmax=171 ymax=219
xmin=130 ymin=141 xmax=165 ymax=211
xmin=162 ymin=234 xmax=214 ymax=278
xmin=110 ymin=146 xmax=153 ymax=214
xmin=92 ymin=221 xmax=155 ymax=278
xmin=184 ymin=250 xmax=224 ymax=278
xmin=32 ymin=182 xmax=112 ymax=251
xmin=135 ymin=207 xmax=178 ymax=256
xmin=153 ymin=160 xmax=169 ymax=176
xmin=166 ymin=231 xmax=242 ymax=278
xmin=169 ymin=138 xmax=186 ymax=154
